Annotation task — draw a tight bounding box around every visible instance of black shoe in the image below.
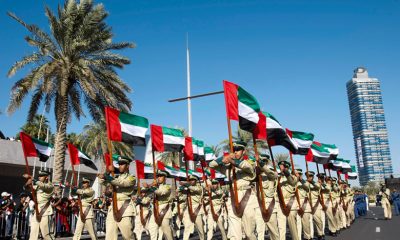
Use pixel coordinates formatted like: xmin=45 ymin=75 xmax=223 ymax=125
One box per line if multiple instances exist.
xmin=317 ymin=236 xmax=325 ymax=240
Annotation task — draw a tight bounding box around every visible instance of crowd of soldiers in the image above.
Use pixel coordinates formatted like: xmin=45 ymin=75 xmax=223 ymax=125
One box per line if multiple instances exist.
xmin=23 ymin=140 xmax=368 ymax=240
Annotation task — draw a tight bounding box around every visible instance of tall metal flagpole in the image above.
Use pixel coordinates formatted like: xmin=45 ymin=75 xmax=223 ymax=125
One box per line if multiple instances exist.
xmin=186 ymin=33 xmax=192 ymax=137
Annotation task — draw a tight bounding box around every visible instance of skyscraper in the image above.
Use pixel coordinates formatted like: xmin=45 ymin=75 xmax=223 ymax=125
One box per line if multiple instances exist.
xmin=346 ymin=67 xmax=393 ymax=185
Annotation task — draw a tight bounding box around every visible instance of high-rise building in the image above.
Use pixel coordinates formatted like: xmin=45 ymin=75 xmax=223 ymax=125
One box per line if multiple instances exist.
xmin=346 ymin=67 xmax=392 ymax=185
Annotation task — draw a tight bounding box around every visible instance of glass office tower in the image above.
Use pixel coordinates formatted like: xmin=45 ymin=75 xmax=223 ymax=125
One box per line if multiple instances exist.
xmin=346 ymin=67 xmax=392 ymax=185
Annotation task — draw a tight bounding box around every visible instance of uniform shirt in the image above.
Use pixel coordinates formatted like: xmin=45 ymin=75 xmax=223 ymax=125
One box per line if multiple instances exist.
xmin=211 ymin=188 xmax=224 ymax=206
xmin=209 ymin=156 xmax=256 ymax=189
xmin=154 ymin=183 xmax=172 ymax=205
xmin=331 ymin=183 xmax=340 ymax=200
xmin=76 ymin=187 xmax=95 ymax=207
xmin=188 ymin=183 xmax=203 ymax=204
xmin=103 ymin=172 xmax=136 ymax=201
xmin=260 ymin=164 xmax=278 ymax=199
xmin=308 ymin=181 xmax=321 ymax=202
xmin=33 ymin=181 xmax=54 ymax=216
xmin=279 ymin=170 xmax=298 ymax=200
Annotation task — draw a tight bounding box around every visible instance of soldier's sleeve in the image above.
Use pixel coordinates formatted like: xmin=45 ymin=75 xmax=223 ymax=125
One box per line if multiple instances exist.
xmin=77 ymin=188 xmax=94 ymax=198
xmin=235 ymin=159 xmax=255 ymax=174
xmin=36 ymin=181 xmax=54 ymax=193
xmin=188 ymin=185 xmax=202 ymax=195
xmin=111 ymin=175 xmax=136 ymax=188
xmin=155 ymin=184 xmax=171 ymax=197
xmin=261 ymin=164 xmax=278 ymax=180
xmin=286 ymin=174 xmax=298 ymax=187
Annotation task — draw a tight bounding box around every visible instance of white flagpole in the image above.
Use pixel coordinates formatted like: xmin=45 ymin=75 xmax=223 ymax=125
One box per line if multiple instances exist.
xmin=186 ymin=33 xmax=192 ymax=137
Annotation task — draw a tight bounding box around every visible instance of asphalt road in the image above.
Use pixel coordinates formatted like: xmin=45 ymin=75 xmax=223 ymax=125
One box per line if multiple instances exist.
xmin=66 ymin=206 xmax=400 ymax=239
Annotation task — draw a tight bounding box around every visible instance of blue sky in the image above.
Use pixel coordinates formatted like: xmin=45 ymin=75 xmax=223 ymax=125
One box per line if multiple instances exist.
xmin=0 ymin=0 xmax=399 ymax=182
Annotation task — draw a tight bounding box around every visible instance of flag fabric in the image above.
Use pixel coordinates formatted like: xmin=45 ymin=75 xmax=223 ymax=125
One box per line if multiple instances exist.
xmin=329 ymin=158 xmax=351 ymax=172
xmin=105 ymin=107 xmax=149 ymax=146
xmin=223 ymin=80 xmax=261 ymax=133
xmin=67 ymin=143 xmax=97 ymax=170
xmin=254 ymin=112 xmax=267 ymax=140
xmin=184 ymin=137 xmax=205 ymax=161
xmin=157 ymin=161 xmax=187 ymax=178
xmin=305 ymin=141 xmax=331 ymax=164
xmin=320 ymin=143 xmax=339 ymax=160
xmin=264 ymin=112 xmax=298 ymax=153
xmin=151 ymin=125 xmax=185 ymax=152
xmin=20 ymin=132 xmax=53 ymax=162
xmin=286 ymin=129 xmax=314 ymax=155
xmin=135 ymin=160 xmax=154 ymax=179
xmin=347 ymin=165 xmax=357 ymax=180
xmin=204 ymin=147 xmax=217 ymax=161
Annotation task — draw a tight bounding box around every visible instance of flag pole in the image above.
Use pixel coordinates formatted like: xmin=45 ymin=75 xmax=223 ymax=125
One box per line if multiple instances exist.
xmin=184 ymin=154 xmax=195 ymax=223
xmin=268 ymin=145 xmax=287 ymax=214
xmin=223 ymin=81 xmax=239 ymax=210
xmin=253 ymin=136 xmax=268 ymax=221
xmin=186 ymin=33 xmax=192 ymax=138
xmin=70 ymin=161 xmax=85 ymax=222
xmin=289 ymin=151 xmax=304 ymax=215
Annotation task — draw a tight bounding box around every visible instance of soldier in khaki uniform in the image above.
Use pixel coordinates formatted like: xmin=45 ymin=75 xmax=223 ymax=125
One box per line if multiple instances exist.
xmin=209 ymin=141 xmax=257 ymax=240
xmin=180 ymin=174 xmax=205 ymax=240
xmin=338 ymin=180 xmax=349 ymax=229
xmin=72 ymin=177 xmax=96 ymax=240
xmin=331 ymin=177 xmax=342 ymax=232
xmin=134 ymin=187 xmax=152 ymax=240
xmin=206 ymin=179 xmax=228 ymax=240
xmin=255 ymin=154 xmax=279 ymax=240
xmin=23 ymin=170 xmax=54 ymax=240
xmin=175 ymin=187 xmax=193 ymax=239
xmin=146 ymin=170 xmax=174 ymax=240
xmin=295 ymin=169 xmax=313 ymax=240
xmin=306 ymin=172 xmax=324 ymax=240
xmin=276 ymin=160 xmax=299 ymax=240
xmin=322 ymin=176 xmax=337 ymax=236
xmin=379 ymin=183 xmax=392 ymax=220
xmin=99 ymin=157 xmax=136 ymax=240
xmin=345 ymin=183 xmax=355 ymax=226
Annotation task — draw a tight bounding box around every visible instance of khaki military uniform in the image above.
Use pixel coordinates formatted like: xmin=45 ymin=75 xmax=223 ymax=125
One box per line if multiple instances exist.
xmin=182 ymin=183 xmax=205 ymax=240
xmin=331 ymin=183 xmax=342 ymax=231
xmin=73 ymin=187 xmax=96 ymax=240
xmin=148 ymin=183 xmax=174 ymax=240
xmin=209 ymin=158 xmax=257 ymax=240
xmin=255 ymin=164 xmax=279 ymax=240
xmin=322 ymin=183 xmax=337 ymax=234
xmin=309 ymin=181 xmax=324 ymax=238
xmin=100 ymin=173 xmax=136 ymax=240
xmin=207 ymin=187 xmax=228 ymax=240
xmin=297 ymin=180 xmax=313 ymax=240
xmin=29 ymin=181 xmax=54 ymax=240
xmin=134 ymin=195 xmax=152 ymax=240
xmin=277 ymin=171 xmax=299 ymax=240
xmin=175 ymin=191 xmax=193 ymax=239
xmin=380 ymin=188 xmax=392 ymax=219
xmin=346 ymin=188 xmax=355 ymax=225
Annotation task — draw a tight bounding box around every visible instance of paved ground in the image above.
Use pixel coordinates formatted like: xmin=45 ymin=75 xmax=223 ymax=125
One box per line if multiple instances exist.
xmin=60 ymin=206 xmax=400 ymax=239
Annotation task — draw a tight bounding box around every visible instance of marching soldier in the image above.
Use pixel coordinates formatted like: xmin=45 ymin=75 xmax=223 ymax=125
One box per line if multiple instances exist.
xmin=331 ymin=177 xmax=342 ymax=232
xmin=180 ymin=174 xmax=205 ymax=240
xmin=295 ymin=169 xmax=313 ymax=240
xmin=276 ymin=160 xmax=299 ymax=240
xmin=146 ymin=170 xmax=174 ymax=240
xmin=255 ymin=154 xmax=279 ymax=240
xmin=322 ymin=176 xmax=337 ymax=236
xmin=175 ymin=186 xmax=193 ymax=239
xmin=206 ymin=179 xmax=228 ymax=240
xmin=379 ymin=183 xmax=392 ymax=220
xmin=98 ymin=157 xmax=136 ymax=240
xmin=134 ymin=187 xmax=152 ymax=240
xmin=338 ymin=179 xmax=349 ymax=229
xmin=72 ymin=177 xmax=97 ymax=240
xmin=23 ymin=170 xmax=54 ymax=240
xmin=307 ymin=171 xmax=325 ymax=240
xmin=209 ymin=141 xmax=258 ymax=240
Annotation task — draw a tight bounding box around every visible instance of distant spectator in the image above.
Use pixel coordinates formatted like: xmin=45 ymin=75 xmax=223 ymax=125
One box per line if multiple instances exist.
xmin=1 ymin=192 xmax=15 ymax=238
xmin=391 ymin=189 xmax=400 ymax=216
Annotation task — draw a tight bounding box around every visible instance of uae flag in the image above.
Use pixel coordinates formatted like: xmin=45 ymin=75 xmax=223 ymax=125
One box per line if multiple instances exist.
xmin=157 ymin=161 xmax=186 ymax=178
xmin=347 ymin=165 xmax=357 ymax=180
xmin=20 ymin=132 xmax=53 ymax=162
xmin=305 ymin=141 xmax=331 ymax=164
xmin=330 ymin=158 xmax=350 ymax=172
xmin=135 ymin=160 xmax=154 ymax=179
xmin=223 ymin=80 xmax=261 ymax=133
xmin=67 ymin=143 xmax=97 ymax=171
xmin=265 ymin=112 xmax=298 ymax=153
xmin=286 ymin=129 xmax=314 ymax=155
xmin=184 ymin=137 xmax=205 ymax=161
xmin=105 ymin=107 xmax=149 ymax=146
xmin=104 ymin=153 xmax=132 ymax=174
xmin=151 ymin=125 xmax=185 ymax=152
xmin=320 ymin=143 xmax=339 ymax=160
xmin=204 ymin=147 xmax=216 ymax=161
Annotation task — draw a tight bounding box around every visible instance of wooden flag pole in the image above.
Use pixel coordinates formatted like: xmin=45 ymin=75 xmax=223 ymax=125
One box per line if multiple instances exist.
xmin=71 ymin=162 xmax=85 ymax=222
xmin=106 ymin=138 xmax=120 ymax=221
xmin=184 ymin=156 xmax=196 ymax=223
xmin=253 ymin=137 xmax=269 ymax=221
xmin=151 ymin=148 xmax=160 ymax=223
xmin=290 ymin=151 xmax=304 ymax=216
xmin=268 ymin=145 xmax=287 ymax=213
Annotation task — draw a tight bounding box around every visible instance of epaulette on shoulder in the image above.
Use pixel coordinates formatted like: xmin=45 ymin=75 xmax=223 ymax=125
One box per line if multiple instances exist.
xmin=127 ymin=175 xmax=136 ymax=182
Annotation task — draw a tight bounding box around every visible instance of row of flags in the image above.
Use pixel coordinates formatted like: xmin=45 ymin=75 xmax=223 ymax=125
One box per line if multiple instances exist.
xmin=19 ymin=80 xmax=357 ymax=182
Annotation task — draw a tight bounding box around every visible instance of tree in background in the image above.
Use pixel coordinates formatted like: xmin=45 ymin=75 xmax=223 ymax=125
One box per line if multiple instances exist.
xmin=6 ymin=0 xmax=135 ymax=190
xmin=19 ymin=114 xmax=52 ymax=141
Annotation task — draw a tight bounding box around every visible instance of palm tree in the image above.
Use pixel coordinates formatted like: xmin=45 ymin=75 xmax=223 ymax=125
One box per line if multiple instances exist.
xmin=7 ymin=0 xmax=134 ymax=189
xmin=18 ymin=114 xmax=52 ymax=141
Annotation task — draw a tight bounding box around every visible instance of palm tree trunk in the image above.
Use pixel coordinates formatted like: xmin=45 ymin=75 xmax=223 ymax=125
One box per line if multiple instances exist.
xmin=52 ymin=96 xmax=68 ymax=195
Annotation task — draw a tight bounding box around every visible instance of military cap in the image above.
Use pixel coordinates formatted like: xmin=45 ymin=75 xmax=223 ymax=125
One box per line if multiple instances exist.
xmin=233 ymin=141 xmax=247 ymax=151
xmin=295 ymin=168 xmax=303 ymax=174
xmin=259 ymin=154 xmax=270 ymax=161
xmin=306 ymin=171 xmax=315 ymax=177
xmin=316 ymin=173 xmax=326 ymax=178
xmin=1 ymin=192 xmax=11 ymax=197
xmin=278 ymin=160 xmax=291 ymax=168
xmin=331 ymin=177 xmax=337 ymax=182
xmin=117 ymin=156 xmax=132 ymax=164
xmin=38 ymin=170 xmax=51 ymax=177
xmin=82 ymin=177 xmax=91 ymax=183
xmin=326 ymin=176 xmax=332 ymax=181
xmin=188 ymin=175 xmax=199 ymax=181
xmin=211 ymin=179 xmax=219 ymax=185
xmin=156 ymin=169 xmax=169 ymax=177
